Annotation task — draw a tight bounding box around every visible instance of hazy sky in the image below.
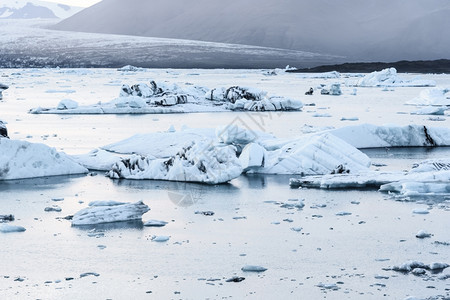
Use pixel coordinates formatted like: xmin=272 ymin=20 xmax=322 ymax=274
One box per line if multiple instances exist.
xmin=45 ymin=0 xmax=101 ymax=7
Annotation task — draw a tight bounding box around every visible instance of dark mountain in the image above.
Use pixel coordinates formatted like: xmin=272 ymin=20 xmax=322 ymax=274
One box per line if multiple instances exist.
xmin=53 ymin=0 xmax=450 ymax=62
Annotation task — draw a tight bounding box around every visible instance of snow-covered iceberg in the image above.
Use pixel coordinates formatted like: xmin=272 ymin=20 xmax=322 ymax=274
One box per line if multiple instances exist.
xmin=357 ymin=68 xmax=436 ymax=87
xmin=330 ymin=124 xmax=450 ymax=148
xmin=107 ymin=141 xmax=242 ymax=184
xmin=243 ymin=133 xmax=371 ymax=175
xmin=405 ymin=88 xmax=450 ymax=106
xmin=0 ymin=138 xmax=88 ymax=180
xmin=72 ymin=201 xmax=150 ymax=226
xmin=206 ymin=86 xmax=303 ymax=111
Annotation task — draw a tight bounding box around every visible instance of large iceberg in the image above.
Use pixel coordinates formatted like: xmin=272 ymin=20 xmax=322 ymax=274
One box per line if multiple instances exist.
xmin=405 ymin=88 xmax=450 ymax=106
xmin=329 ymin=124 xmax=450 ymax=148
xmin=357 ymin=68 xmax=436 ymax=87
xmin=242 ymin=133 xmax=371 ymax=175
xmin=72 ymin=201 xmax=150 ymax=225
xmin=107 ymin=141 xmax=243 ymax=184
xmin=0 ymin=138 xmax=88 ymax=180
xmin=30 ymin=82 xmax=302 ymax=114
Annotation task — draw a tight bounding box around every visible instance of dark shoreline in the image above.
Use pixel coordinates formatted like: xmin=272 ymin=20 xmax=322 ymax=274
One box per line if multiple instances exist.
xmin=288 ymin=59 xmax=450 ymax=74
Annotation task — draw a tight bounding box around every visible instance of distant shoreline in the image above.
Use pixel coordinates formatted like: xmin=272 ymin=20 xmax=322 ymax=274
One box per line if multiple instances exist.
xmin=288 ymin=59 xmax=450 ymax=74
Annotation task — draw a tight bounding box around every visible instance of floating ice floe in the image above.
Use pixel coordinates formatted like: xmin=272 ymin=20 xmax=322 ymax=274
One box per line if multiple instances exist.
xmin=405 ymin=88 xmax=450 ymax=106
xmin=0 ymin=138 xmax=88 ymax=180
xmin=144 ymin=220 xmax=168 ymax=227
xmin=410 ymin=106 xmax=446 ymax=116
xmin=72 ymin=201 xmax=150 ymax=226
xmin=151 ymin=235 xmax=170 ymax=242
xmin=0 ymin=120 xmax=8 ymax=138
xmin=0 ymin=224 xmax=26 ymax=233
xmin=243 ymin=133 xmax=371 ymax=175
xmin=390 ymin=261 xmax=449 ymax=273
xmin=206 ymin=86 xmax=303 ymax=111
xmin=241 ymin=265 xmax=267 ymax=272
xmin=330 ymin=124 xmax=450 ymax=148
xmin=357 ymin=68 xmax=436 ymax=87
xmin=30 ymin=82 xmax=301 ymax=114
xmin=320 ymin=83 xmax=342 ymax=95
xmin=291 ymin=157 xmax=450 ymax=198
xmin=107 ymin=141 xmax=242 ymax=184
xmin=117 ymin=65 xmax=146 ymax=72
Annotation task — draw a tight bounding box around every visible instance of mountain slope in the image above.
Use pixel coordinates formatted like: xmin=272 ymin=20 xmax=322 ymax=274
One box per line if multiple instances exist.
xmin=0 ymin=19 xmax=339 ymax=68
xmin=0 ymin=0 xmax=82 ymax=19
xmin=53 ymin=0 xmax=450 ymax=61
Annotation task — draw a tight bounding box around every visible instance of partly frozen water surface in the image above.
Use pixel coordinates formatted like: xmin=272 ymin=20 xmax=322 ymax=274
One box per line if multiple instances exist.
xmin=0 ymin=68 xmax=449 ymax=299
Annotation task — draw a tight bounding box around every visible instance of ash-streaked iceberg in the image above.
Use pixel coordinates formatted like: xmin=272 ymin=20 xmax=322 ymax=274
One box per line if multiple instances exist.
xmin=72 ymin=201 xmax=150 ymax=226
xmin=107 ymin=141 xmax=242 ymax=184
xmin=330 ymin=124 xmax=450 ymax=148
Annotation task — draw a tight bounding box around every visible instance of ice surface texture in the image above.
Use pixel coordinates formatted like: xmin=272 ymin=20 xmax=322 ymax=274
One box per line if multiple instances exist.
xmin=0 ymin=138 xmax=87 ymax=180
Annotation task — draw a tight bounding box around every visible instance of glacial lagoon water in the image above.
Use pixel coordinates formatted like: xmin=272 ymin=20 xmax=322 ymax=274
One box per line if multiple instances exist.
xmin=0 ymin=68 xmax=449 ymax=299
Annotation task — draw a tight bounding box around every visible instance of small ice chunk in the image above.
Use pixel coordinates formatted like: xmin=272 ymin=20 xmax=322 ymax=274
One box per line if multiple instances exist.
xmin=429 ymin=262 xmax=449 ymax=270
xmin=415 ymin=230 xmax=432 ymax=239
xmin=412 ymin=209 xmax=429 ymax=215
xmin=241 ymin=265 xmax=267 ymax=272
xmin=151 ymin=236 xmax=170 ymax=242
xmin=0 ymin=224 xmax=26 ymax=233
xmin=411 ymin=268 xmax=427 ymax=275
xmin=317 ymin=283 xmax=339 ymax=290
xmin=336 ymin=211 xmax=352 ymax=216
xmin=44 ymin=206 xmax=62 ymax=212
xmin=144 ymin=220 xmax=168 ymax=227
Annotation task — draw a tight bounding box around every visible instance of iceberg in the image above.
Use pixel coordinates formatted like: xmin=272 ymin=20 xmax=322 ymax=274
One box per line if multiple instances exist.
xmin=357 ymin=68 xmax=436 ymax=87
xmin=205 ymin=86 xmax=303 ymax=111
xmin=320 ymin=83 xmax=342 ymax=95
xmin=0 ymin=138 xmax=88 ymax=180
xmin=107 ymin=141 xmax=242 ymax=184
xmin=29 ymin=81 xmax=301 ymax=114
xmin=406 ymin=88 xmax=450 ymax=106
xmin=410 ymin=106 xmax=446 ymax=116
xmin=246 ymin=133 xmax=371 ymax=175
xmin=330 ymin=124 xmax=450 ymax=148
xmin=72 ymin=201 xmax=150 ymax=225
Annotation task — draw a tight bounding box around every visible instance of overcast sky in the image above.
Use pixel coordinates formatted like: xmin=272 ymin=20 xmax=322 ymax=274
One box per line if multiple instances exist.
xmin=45 ymin=0 xmax=101 ymax=7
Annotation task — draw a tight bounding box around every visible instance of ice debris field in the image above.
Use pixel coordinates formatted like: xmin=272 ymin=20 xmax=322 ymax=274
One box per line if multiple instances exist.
xmin=0 ymin=67 xmax=449 ymax=299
